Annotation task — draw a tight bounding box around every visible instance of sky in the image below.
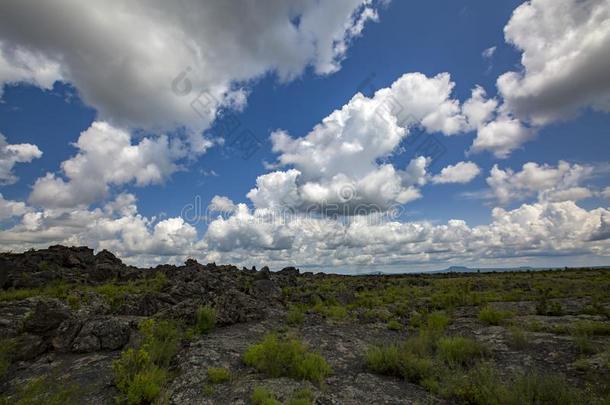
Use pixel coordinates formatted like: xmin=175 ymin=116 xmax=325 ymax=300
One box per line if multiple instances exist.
xmin=0 ymin=0 xmax=609 ymax=273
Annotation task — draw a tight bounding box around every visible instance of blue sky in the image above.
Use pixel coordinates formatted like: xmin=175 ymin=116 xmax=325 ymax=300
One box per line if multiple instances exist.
xmin=1 ymin=0 xmax=609 ymax=272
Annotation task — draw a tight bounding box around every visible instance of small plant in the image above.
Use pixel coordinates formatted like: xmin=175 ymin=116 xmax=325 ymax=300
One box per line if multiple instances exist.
xmin=437 ymin=336 xmax=487 ymax=367
xmin=195 ymin=305 xmax=216 ymax=334
xmin=287 ymin=387 xmax=315 ymax=405
xmin=243 ymin=334 xmax=331 ymax=384
xmin=287 ymin=305 xmax=305 ymax=325
xmin=112 ymin=319 xmax=182 ymax=404
xmin=251 ymin=386 xmax=280 ymax=405
xmin=206 ymin=367 xmax=230 ymax=384
xmin=387 ymin=319 xmax=402 ymax=331
xmin=507 ymin=326 xmax=529 ymax=349
xmin=478 ymin=306 xmax=511 ymax=326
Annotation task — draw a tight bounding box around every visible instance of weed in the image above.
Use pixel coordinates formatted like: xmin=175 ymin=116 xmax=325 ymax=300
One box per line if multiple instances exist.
xmin=387 ymin=319 xmax=402 ymax=331
xmin=478 ymin=306 xmax=512 ymax=326
xmin=251 ymin=386 xmax=280 ymax=405
xmin=287 ymin=388 xmax=315 ymax=405
xmin=195 ymin=306 xmax=216 ymax=334
xmin=243 ymin=334 xmax=331 ymax=384
xmin=507 ymin=326 xmax=529 ymax=349
xmin=287 ymin=305 xmax=305 ymax=325
xmin=206 ymin=367 xmax=230 ymax=384
xmin=437 ymin=336 xmax=486 ymax=367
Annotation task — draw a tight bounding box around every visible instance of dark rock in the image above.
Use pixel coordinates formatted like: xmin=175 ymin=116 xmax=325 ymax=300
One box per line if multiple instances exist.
xmin=13 ymin=333 xmax=49 ymax=360
xmin=254 ymin=266 xmax=271 ymax=280
xmin=72 ymin=317 xmax=132 ymax=352
xmin=23 ymin=299 xmax=71 ymax=335
xmin=278 ymin=266 xmax=299 ymax=276
xmin=251 ymin=279 xmax=281 ymax=300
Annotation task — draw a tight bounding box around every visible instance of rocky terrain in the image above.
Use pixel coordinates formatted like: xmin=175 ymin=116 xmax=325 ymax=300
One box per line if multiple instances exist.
xmin=0 ymin=246 xmax=609 ymax=404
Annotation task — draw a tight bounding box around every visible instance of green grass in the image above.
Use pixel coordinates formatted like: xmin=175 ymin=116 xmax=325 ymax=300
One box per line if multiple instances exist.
xmin=0 ymin=376 xmax=80 ymax=405
xmin=112 ymin=319 xmax=181 ymax=404
xmin=478 ymin=306 xmax=512 ymax=326
xmin=437 ymin=336 xmax=487 ymax=367
xmin=287 ymin=305 xmax=305 ymax=325
xmin=251 ymin=386 xmax=280 ymax=405
xmin=507 ymin=326 xmax=529 ymax=349
xmin=286 ymin=387 xmax=315 ymax=405
xmin=243 ymin=334 xmax=331 ymax=384
xmin=387 ymin=319 xmax=402 ymax=331
xmin=195 ymin=305 xmax=216 ymax=334
xmin=0 ymin=272 xmax=169 ymax=310
xmin=206 ymin=367 xmax=230 ymax=384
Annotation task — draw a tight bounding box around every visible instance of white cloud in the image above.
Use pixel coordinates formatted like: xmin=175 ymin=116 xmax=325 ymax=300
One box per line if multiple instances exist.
xmin=0 ymin=133 xmax=42 ymax=185
xmin=255 ymin=72 xmax=469 ymax=214
xmin=0 ymin=193 xmax=28 ymax=220
xmin=0 ymin=42 xmax=62 ymax=97
xmin=28 ymin=121 xmax=197 ymax=208
xmin=487 ymin=160 xmax=595 ymax=205
xmin=0 ymin=193 xmax=199 ymax=264
xmin=199 ymin=199 xmax=610 ymax=269
xmin=603 ymin=187 xmax=610 ymax=199
xmin=208 ymin=196 xmax=236 ymax=214
xmin=432 ymin=161 xmax=481 ymax=184
xmin=470 ymin=115 xmax=534 ymax=158
xmin=482 ymin=46 xmax=496 ymax=59
xmin=498 ymin=0 xmax=610 ymax=125
xmin=0 ymin=0 xmax=385 ymax=131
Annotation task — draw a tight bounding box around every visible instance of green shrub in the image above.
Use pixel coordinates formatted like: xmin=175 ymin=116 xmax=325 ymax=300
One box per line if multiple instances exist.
xmin=478 ymin=306 xmax=512 ymax=326
xmin=365 ymin=342 xmax=435 ymax=384
xmin=125 ymin=367 xmax=167 ymax=405
xmin=507 ymin=326 xmax=528 ymax=349
xmin=113 ymin=319 xmax=181 ymax=404
xmin=195 ymin=305 xmax=216 ymax=334
xmin=287 ymin=305 xmax=305 ymax=325
xmin=243 ymin=334 xmax=331 ymax=384
xmin=206 ymin=367 xmax=230 ymax=384
xmin=387 ymin=319 xmax=402 ymax=331
xmin=139 ymin=319 xmax=181 ymax=367
xmin=424 ymin=311 xmax=450 ymax=336
xmin=437 ymin=336 xmax=486 ymax=367
xmin=251 ymin=386 xmax=280 ymax=405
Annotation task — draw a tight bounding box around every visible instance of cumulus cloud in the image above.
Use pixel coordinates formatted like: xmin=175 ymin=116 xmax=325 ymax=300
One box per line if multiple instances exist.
xmin=200 ymin=199 xmax=610 ymax=269
xmin=0 ymin=133 xmax=42 ymax=185
xmin=0 ymin=193 xmax=28 ymax=220
xmin=467 ymin=0 xmax=610 ymax=158
xmin=252 ymin=72 xmax=470 ymax=214
xmin=470 ymin=115 xmax=534 ymax=158
xmin=0 ymin=193 xmax=199 ymax=264
xmin=498 ymin=0 xmax=610 ymax=125
xmin=208 ymin=196 xmax=237 ymax=214
xmin=28 ymin=121 xmax=199 ymax=208
xmin=0 ymin=42 xmax=62 ymax=97
xmin=0 ymin=0 xmax=385 ymax=131
xmin=431 ymin=161 xmax=481 ymax=184
xmin=486 ymin=161 xmax=596 ymax=205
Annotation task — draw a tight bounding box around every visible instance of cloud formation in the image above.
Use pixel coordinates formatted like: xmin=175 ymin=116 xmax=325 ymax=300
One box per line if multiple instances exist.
xmin=486 ymin=161 xmax=596 ymax=205
xmin=28 ymin=121 xmax=203 ymax=208
xmin=0 ymin=133 xmax=42 ymax=185
xmin=0 ymin=0 xmax=384 ymax=132
xmin=431 ymin=161 xmax=481 ymax=184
